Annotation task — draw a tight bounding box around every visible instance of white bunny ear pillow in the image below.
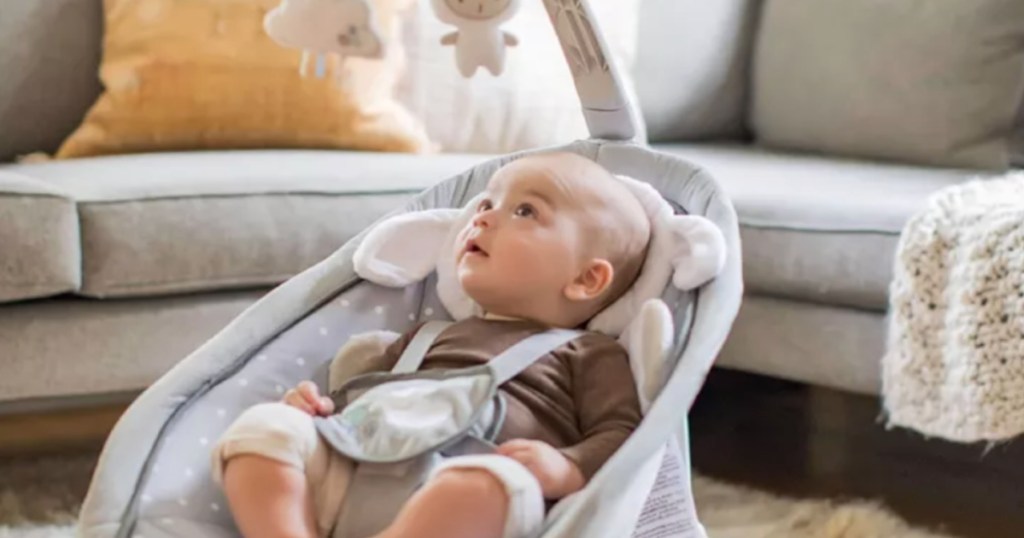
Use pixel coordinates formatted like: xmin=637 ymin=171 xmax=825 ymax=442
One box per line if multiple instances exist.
xmin=353 ymin=174 xmax=727 ymax=336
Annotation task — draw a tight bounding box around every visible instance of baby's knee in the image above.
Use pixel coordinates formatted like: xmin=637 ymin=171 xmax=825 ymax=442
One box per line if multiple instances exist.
xmin=224 ymin=403 xmax=319 ymax=449
xmin=212 ymin=403 xmax=320 ymax=484
xmin=424 ymin=456 xmax=546 ymax=538
xmin=429 ymin=468 xmax=510 ymax=507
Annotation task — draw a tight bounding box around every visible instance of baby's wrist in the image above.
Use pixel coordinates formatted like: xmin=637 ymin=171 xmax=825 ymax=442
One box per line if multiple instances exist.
xmin=561 ymin=460 xmax=586 ymax=495
xmin=551 ymin=452 xmax=586 ymax=498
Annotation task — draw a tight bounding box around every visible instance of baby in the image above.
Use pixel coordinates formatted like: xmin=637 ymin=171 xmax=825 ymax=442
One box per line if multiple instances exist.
xmin=213 ymin=153 xmax=651 ymax=538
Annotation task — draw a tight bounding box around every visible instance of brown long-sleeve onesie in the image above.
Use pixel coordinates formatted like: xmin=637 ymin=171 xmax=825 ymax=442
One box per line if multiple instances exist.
xmin=353 ymin=316 xmax=643 ymax=481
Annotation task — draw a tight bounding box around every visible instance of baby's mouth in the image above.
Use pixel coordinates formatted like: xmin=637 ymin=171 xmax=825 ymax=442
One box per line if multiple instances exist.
xmin=465 ymin=239 xmax=489 ymax=257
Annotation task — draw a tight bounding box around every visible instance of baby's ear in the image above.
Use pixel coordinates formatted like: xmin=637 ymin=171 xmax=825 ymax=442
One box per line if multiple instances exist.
xmin=353 ymin=209 xmax=461 ymax=286
xmin=565 ymin=259 xmax=614 ymax=302
xmin=666 ymin=215 xmax=727 ymax=290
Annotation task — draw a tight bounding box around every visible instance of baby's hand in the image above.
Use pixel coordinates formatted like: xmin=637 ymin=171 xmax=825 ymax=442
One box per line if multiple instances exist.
xmin=282 ymin=381 xmax=335 ymax=416
xmin=497 ymin=439 xmax=585 ymax=499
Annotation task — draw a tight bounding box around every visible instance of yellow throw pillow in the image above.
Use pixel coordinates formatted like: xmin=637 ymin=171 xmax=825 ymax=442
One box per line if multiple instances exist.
xmin=57 ymin=0 xmax=432 ymax=159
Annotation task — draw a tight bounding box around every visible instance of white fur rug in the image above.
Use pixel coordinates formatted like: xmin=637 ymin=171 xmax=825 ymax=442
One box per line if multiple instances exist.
xmin=0 ymin=453 xmax=958 ymax=538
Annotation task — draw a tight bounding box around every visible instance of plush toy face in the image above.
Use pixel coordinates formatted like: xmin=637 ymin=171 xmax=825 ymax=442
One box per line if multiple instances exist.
xmin=333 ymin=1 xmax=380 ymax=55
xmin=443 ymin=0 xmax=515 ymax=20
xmin=264 ymin=0 xmax=382 ymax=57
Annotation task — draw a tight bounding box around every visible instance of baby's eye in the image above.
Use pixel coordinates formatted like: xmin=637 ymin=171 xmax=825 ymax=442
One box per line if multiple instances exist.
xmin=513 ymin=203 xmax=536 ymax=218
xmin=477 ymin=199 xmax=493 ymax=212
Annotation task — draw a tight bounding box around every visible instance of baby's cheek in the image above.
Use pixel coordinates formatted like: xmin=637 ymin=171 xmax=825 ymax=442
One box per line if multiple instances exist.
xmin=513 ymin=245 xmax=563 ymax=284
xmin=508 ymin=241 xmax=546 ymax=268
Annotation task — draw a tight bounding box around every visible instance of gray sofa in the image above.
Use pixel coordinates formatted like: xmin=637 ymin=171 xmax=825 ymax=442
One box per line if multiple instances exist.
xmin=2 ymin=0 xmax=1021 ymax=414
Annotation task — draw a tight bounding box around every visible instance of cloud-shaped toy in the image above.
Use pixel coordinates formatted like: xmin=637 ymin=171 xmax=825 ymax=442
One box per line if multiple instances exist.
xmin=264 ymin=0 xmax=384 ymax=77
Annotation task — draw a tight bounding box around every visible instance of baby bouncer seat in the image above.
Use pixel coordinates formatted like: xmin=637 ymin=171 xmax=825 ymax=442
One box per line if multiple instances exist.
xmin=76 ymin=1 xmax=744 ymax=536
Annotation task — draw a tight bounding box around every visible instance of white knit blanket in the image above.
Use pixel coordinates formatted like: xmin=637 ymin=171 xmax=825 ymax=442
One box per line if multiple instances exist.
xmin=884 ymin=173 xmax=1024 ymax=442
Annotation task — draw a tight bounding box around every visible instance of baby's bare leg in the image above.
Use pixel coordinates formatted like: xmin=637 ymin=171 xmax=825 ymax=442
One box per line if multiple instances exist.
xmin=373 ymin=468 xmax=509 ymax=538
xmin=223 ymin=455 xmax=318 ymax=538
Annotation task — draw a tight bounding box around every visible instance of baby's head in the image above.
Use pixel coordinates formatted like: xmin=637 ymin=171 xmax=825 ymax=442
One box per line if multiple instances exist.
xmin=455 ymin=153 xmax=651 ymax=328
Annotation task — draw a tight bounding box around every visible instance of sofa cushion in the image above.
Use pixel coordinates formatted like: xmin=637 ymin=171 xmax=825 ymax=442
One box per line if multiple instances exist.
xmin=656 ymin=144 xmax=995 ymax=310
xmin=4 ymin=151 xmax=486 ymax=299
xmin=0 ymin=291 xmax=262 ymax=407
xmin=0 ymin=0 xmax=103 ymax=162
xmin=0 ymin=172 xmax=80 ymax=303
xmin=56 ymin=0 xmax=433 ymax=160
xmin=751 ymin=0 xmax=1024 ymax=170
xmin=3 ymin=144 xmax=991 ymax=310
xmin=634 ymin=0 xmax=761 ymax=142
xmin=719 ymin=294 xmax=886 ymax=395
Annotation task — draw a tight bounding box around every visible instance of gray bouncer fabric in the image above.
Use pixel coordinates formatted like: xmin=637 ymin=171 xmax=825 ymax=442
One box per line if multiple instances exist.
xmin=77 ymin=2 xmax=743 ymax=537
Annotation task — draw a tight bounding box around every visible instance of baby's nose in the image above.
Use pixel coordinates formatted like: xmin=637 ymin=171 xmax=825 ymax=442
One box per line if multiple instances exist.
xmin=473 ymin=210 xmax=494 ymax=228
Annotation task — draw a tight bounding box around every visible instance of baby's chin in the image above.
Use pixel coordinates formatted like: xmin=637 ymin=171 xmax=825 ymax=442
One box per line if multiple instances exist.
xmin=455 ymin=270 xmax=485 ymax=299
xmin=456 ymin=270 xmax=501 ymax=308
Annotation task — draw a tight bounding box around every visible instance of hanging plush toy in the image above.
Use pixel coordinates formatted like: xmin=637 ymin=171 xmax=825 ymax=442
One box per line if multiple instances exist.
xmin=431 ymin=0 xmax=523 ymax=77
xmin=264 ymin=0 xmax=385 ymax=78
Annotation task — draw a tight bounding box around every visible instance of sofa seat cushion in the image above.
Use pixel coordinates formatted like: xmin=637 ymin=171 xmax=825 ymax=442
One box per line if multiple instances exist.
xmin=0 ymin=171 xmax=80 ymax=303
xmin=657 ymin=144 xmax=995 ymax=310
xmin=0 ymin=290 xmax=263 ymax=407
xmin=3 ymin=150 xmax=486 ymax=299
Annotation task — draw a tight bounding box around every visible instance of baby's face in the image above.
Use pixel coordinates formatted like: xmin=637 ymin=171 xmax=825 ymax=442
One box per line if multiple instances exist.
xmin=444 ymin=0 xmax=513 ymax=20
xmin=454 ymin=160 xmax=589 ymax=316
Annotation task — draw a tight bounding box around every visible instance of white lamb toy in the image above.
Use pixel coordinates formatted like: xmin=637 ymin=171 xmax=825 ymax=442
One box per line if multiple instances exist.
xmin=431 ymin=0 xmax=523 ymax=77
xmin=264 ymin=0 xmax=384 ymax=78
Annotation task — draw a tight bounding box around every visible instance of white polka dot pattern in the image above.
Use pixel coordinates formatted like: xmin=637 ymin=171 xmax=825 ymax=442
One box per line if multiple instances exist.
xmin=118 ymin=280 xmax=448 ymax=530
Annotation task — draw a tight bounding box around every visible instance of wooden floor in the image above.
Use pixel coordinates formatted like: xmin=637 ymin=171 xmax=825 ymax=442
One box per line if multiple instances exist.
xmin=690 ymin=369 xmax=1024 ymax=538
xmin=0 ymin=403 xmax=125 ymax=458
xmin=3 ymin=370 xmax=1024 ymax=537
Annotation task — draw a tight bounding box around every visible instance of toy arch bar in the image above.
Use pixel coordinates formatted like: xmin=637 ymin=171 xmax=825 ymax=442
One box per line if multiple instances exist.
xmin=537 ymin=0 xmax=640 ymax=142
